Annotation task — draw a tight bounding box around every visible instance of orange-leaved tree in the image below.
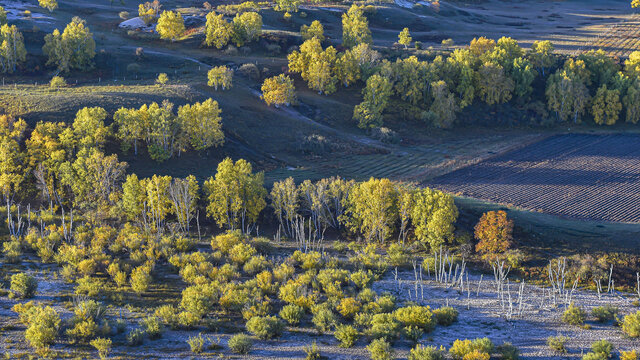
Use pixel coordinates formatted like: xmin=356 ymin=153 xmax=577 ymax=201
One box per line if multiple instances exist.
xmin=474 ymin=210 xmax=513 ymax=260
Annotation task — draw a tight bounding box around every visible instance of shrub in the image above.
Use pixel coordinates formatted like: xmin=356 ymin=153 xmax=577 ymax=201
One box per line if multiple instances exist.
xmin=228 ymin=333 xmax=252 ymax=354
xmin=127 ymin=328 xmax=145 ymax=346
xmin=119 ymin=11 xmax=130 ymax=19
xmin=351 ymin=269 xmax=374 ymax=289
xmin=562 ymin=303 xmax=586 ymax=326
xmin=279 ymin=304 xmax=304 ymax=326
xmin=450 ymin=338 xmax=494 ymax=360
xmin=622 ymin=350 xmax=639 ymax=360
xmin=293 ymin=250 xmax=322 ymax=270
xmin=463 ymin=350 xmax=490 ymax=360
xmin=335 ymin=324 xmax=358 ymax=348
xmin=24 ymin=305 xmax=61 ymax=350
xmin=49 ymin=76 xmax=66 ymax=89
xmin=312 ymin=307 xmax=336 ymax=334
xmin=393 ymin=306 xmax=434 ymax=331
xmin=140 ymin=316 xmax=163 ymax=339
xmin=130 ymin=265 xmax=152 ymax=293
xmin=66 ymin=299 xmax=109 ymax=342
xmin=622 ymin=311 xmax=640 ymax=337
xmin=187 ymin=333 xmax=205 ymax=354
xmin=409 ymin=345 xmax=445 ymax=360
xmin=75 ymin=276 xmax=104 ymax=297
xmin=304 ymin=341 xmax=321 ymax=360
xmin=590 ymin=339 xmax=613 ymax=358
xmin=375 ymin=294 xmax=396 ymax=313
xmin=546 ymin=335 xmax=568 ymax=353
xmin=386 ymin=243 xmax=408 ymax=266
xmin=246 ymin=316 xmax=283 ymax=339
xmin=154 ymin=305 xmax=179 ymax=328
xmin=404 ymin=325 xmax=424 ymax=343
xmin=433 ymin=306 xmax=458 ymax=326
xmin=211 ymin=230 xmax=244 ymax=253
xmin=90 ymin=338 xmax=112 ymax=360
xmin=156 ymin=73 xmax=169 ymax=86
xmin=592 ymin=305 xmax=618 ymax=323
xmin=229 ymin=243 xmax=257 ymax=264
xmin=238 ymin=63 xmax=259 ymax=80
xmin=337 ymin=297 xmax=361 ymax=319
xmin=10 ymin=273 xmax=37 ymax=299
xmin=243 ymin=255 xmax=269 ymax=274
xmin=497 ymin=342 xmax=519 ymax=360
xmin=369 ymin=313 xmax=400 ymax=339
xmin=367 ymin=338 xmax=394 ymax=360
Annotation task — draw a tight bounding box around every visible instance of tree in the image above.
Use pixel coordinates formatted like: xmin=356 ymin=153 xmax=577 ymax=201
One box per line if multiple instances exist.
xmin=301 ymin=20 xmax=324 ymax=41
xmin=342 ymin=4 xmax=372 ymax=48
xmin=43 ymin=17 xmax=96 ymax=72
xmin=205 ymin=12 xmax=233 ymax=49
xmin=591 ymin=85 xmax=621 ymax=125
xmin=429 ymin=80 xmax=457 ymax=128
xmin=122 ymin=174 xmax=146 ymax=222
xmin=177 ymin=98 xmax=224 ymax=151
xmin=168 ymin=175 xmax=199 ymax=233
xmin=0 ymin=6 xmax=6 ymax=25
xmin=546 ymin=69 xmax=590 ymax=123
xmin=138 ymin=0 xmax=162 ymax=25
xmin=39 ymin=0 xmax=58 ymax=12
xmin=207 ymin=65 xmax=233 ymax=90
xmin=232 ymin=12 xmax=262 ymax=47
xmin=528 ymin=40 xmax=555 ymax=76
xmin=469 ymin=36 xmax=495 ymax=57
xmin=398 ymin=28 xmax=412 ymax=49
xmin=143 ymin=174 xmax=172 ymax=231
xmin=307 ymin=46 xmax=338 ymax=94
xmin=343 ymin=178 xmax=398 ymax=243
xmin=156 ymin=73 xmax=169 ymax=86
xmin=335 ymin=50 xmax=359 ymax=87
xmin=625 ymin=51 xmax=640 ymax=78
xmin=446 ymin=49 xmax=476 ymax=108
xmin=578 ymin=49 xmax=619 ymax=88
xmin=624 ymin=80 xmax=640 ymax=124
xmin=633 ymin=0 xmax=640 ymax=7
xmin=72 ymin=107 xmax=111 ymax=150
xmin=274 ymin=0 xmax=301 ymax=13
xmin=476 ymin=62 xmax=514 ymax=105
xmin=156 ymin=11 xmax=185 ymax=42
xmin=411 ymin=187 xmax=458 ymax=250
xmin=288 ymin=37 xmax=322 ymax=79
xmin=0 ymin=25 xmax=27 ymax=73
xmin=474 ymin=210 xmax=513 ymax=260
xmin=261 ymin=74 xmax=296 ymax=107
xmin=0 ymin=115 xmax=26 ymax=205
xmin=353 ymin=74 xmax=392 ymax=129
xmin=270 ymin=177 xmax=299 ymax=237
xmin=114 ymin=107 xmax=143 ymax=154
xmin=511 ymin=57 xmax=536 ymax=99
xmin=204 ymin=158 xmax=267 ymax=233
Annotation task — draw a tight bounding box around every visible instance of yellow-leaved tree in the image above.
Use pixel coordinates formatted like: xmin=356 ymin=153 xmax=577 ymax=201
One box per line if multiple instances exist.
xmin=261 ymin=74 xmax=296 ymax=107
xmin=156 ymin=10 xmax=185 ymax=42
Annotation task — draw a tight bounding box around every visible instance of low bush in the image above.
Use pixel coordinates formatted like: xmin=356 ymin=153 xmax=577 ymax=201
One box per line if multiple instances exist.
xmin=592 ymin=305 xmax=618 ymax=323
xmin=246 ymin=316 xmax=283 ymax=339
xmin=546 ymin=335 xmax=568 ymax=353
xmin=622 ymin=311 xmax=640 ymax=337
xmin=409 ymin=345 xmax=445 ymax=360
xmin=590 ymin=339 xmax=613 ymax=358
xmin=497 ymin=342 xmax=519 ymax=360
xmin=10 ymin=273 xmax=37 ymax=299
xmin=403 ymin=325 xmax=424 ymax=343
xmin=335 ymin=324 xmax=358 ymax=348
xmin=622 ymin=350 xmax=639 ymax=360
xmin=24 ymin=305 xmax=61 ymax=351
xmin=433 ymin=306 xmax=458 ymax=326
xmin=304 ymin=341 xmax=321 ymax=360
xmin=367 ymin=338 xmax=394 ymax=360
xmin=337 ymin=297 xmax=361 ymax=319
xmin=312 ymin=306 xmax=336 ymax=334
xmin=369 ymin=313 xmax=400 ymax=340
xmin=394 ymin=306 xmax=434 ymax=331
xmin=140 ymin=316 xmax=163 ymax=339
xmin=90 ymin=338 xmax=112 ymax=360
xmin=562 ymin=303 xmax=586 ymax=326
xmin=127 ymin=328 xmax=145 ymax=346
xmin=449 ymin=338 xmax=494 ymax=360
xmin=228 ymin=333 xmax=252 ymax=354
xmin=280 ymin=304 xmax=304 ymax=325
xmin=229 ymin=243 xmax=257 ymax=264
xmin=187 ymin=333 xmax=205 ymax=354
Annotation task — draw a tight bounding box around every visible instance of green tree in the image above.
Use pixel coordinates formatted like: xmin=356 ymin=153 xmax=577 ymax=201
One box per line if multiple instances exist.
xmin=578 ymin=49 xmax=619 ymax=87
xmin=307 ymin=46 xmax=338 ymax=94
xmin=344 ymin=178 xmax=398 ymax=243
xmin=301 ymin=20 xmax=324 ymax=41
xmin=72 ymin=107 xmax=111 ymax=150
xmin=398 ymin=28 xmax=412 ymax=49
xmin=486 ymin=36 xmax=523 ymax=70
xmin=528 ymin=40 xmax=555 ymax=76
xmin=288 ymin=37 xmax=322 ymax=80
xmin=177 ymin=98 xmax=224 ymax=151
xmin=208 ymin=65 xmax=233 ymax=90
xmin=261 ymin=74 xmax=296 ymax=107
xmin=546 ymin=69 xmax=590 ymax=123
xmin=156 ymin=10 xmax=185 ymax=42
xmin=39 ymin=0 xmax=58 ymax=12
xmin=0 ymin=25 xmax=27 ymax=73
xmin=205 ymin=11 xmax=233 ymax=49
xmin=270 ymin=177 xmax=299 ymax=237
xmin=476 ymin=61 xmax=514 ymax=105
xmin=204 ymin=158 xmax=267 ymax=232
xmin=429 ymin=80 xmax=457 ymax=128
xmin=43 ymin=17 xmax=96 ymax=72
xmin=511 ymin=57 xmax=536 ymax=99
xmin=274 ymin=0 xmax=301 ymax=13
xmin=411 ymin=187 xmax=458 ymax=250
xmin=446 ymin=49 xmax=476 ymax=108
xmin=353 ymin=74 xmax=392 ymax=129
xmin=121 ymin=173 xmax=146 ymax=222
xmin=138 ymin=0 xmax=162 ymax=25
xmin=623 ymin=80 xmax=640 ymax=124
xmin=114 ymin=107 xmax=143 ymax=154
xmin=0 ymin=115 xmax=26 ymax=205
xmin=232 ymin=12 xmax=262 ymax=47
xmin=342 ymin=4 xmax=372 ymax=48
xmin=0 ymin=6 xmax=7 ymax=25
xmin=591 ymin=85 xmax=621 ymax=125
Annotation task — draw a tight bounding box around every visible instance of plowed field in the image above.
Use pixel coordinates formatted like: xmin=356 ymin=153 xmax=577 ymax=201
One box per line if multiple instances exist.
xmin=430 ymin=134 xmax=640 ymax=223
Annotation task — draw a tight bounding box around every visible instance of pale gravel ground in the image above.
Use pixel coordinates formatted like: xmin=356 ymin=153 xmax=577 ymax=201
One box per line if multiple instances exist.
xmin=2 ymin=263 xmax=639 ymax=359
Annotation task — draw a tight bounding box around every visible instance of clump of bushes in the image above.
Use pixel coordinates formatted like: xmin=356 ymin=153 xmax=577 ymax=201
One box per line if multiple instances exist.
xmin=622 ymin=311 xmax=640 ymax=337
xmin=228 ymin=333 xmax=252 ymax=354
xmin=393 ymin=306 xmax=435 ymax=332
xmin=449 ymin=338 xmax=494 ymax=360
xmin=546 ymin=335 xmax=568 ymax=353
xmin=433 ymin=306 xmax=458 ymax=326
xmin=367 ymin=338 xmax=394 ymax=360
xmin=90 ymin=338 xmax=112 ymax=360
xmin=10 ymin=272 xmax=37 ymax=299
xmin=409 ymin=344 xmax=445 ymax=360
xmin=562 ymin=303 xmax=586 ymax=326
xmin=246 ymin=316 xmax=283 ymax=339
xmin=368 ymin=313 xmax=400 ymax=340
xmin=582 ymin=339 xmax=613 ymax=360
xmin=335 ymin=324 xmax=358 ymax=348
xmin=622 ymin=350 xmax=639 ymax=360
xmin=187 ymin=333 xmax=205 ymax=354
xmin=13 ymin=303 xmax=61 ymax=353
xmin=312 ymin=305 xmax=337 ymax=334
xmin=280 ymin=304 xmax=304 ymax=325
xmin=592 ymin=305 xmax=619 ymax=323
